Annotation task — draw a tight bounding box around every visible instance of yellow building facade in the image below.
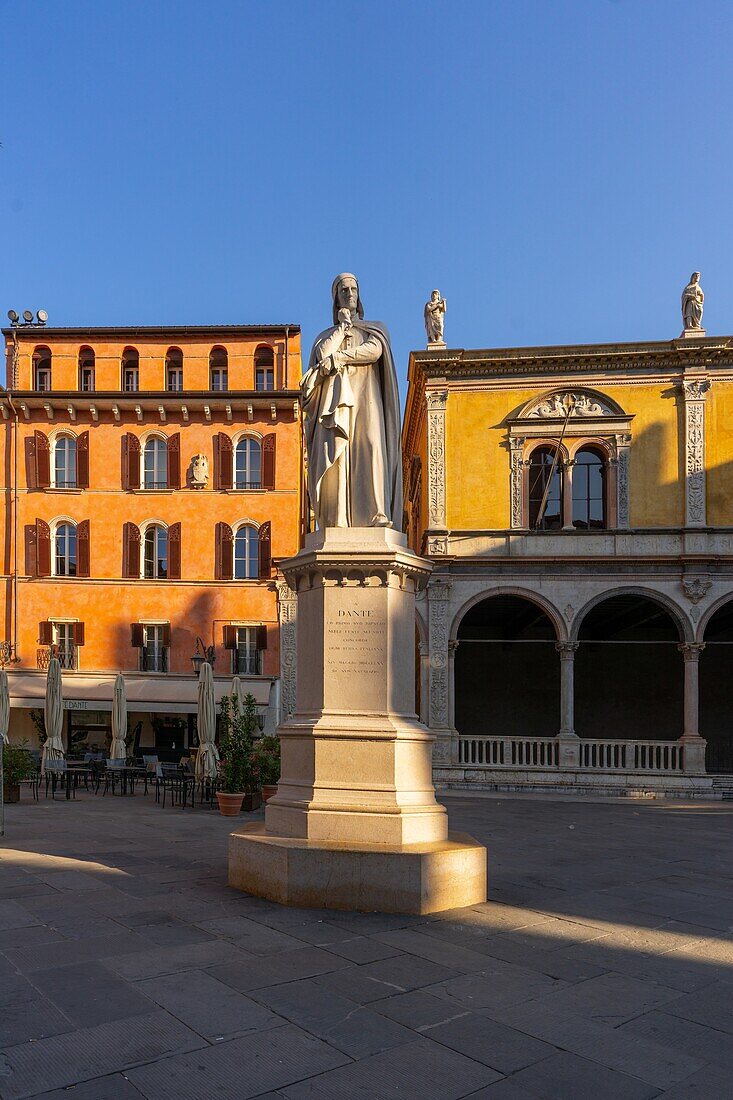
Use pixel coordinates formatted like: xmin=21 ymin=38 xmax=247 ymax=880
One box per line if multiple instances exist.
xmin=403 ymin=335 xmax=733 ymax=795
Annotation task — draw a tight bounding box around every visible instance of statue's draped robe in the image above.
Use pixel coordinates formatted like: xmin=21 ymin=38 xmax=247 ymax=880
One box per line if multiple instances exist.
xmin=424 ymin=301 xmax=444 ymax=342
xmin=301 ymin=320 xmax=403 ymax=529
xmin=682 ymin=284 xmax=704 ymax=329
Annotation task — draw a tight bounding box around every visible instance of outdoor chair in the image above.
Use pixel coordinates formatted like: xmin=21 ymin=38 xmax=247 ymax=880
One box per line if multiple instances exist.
xmin=44 ymin=759 xmax=75 ymax=800
xmin=102 ymin=758 xmax=128 ymax=796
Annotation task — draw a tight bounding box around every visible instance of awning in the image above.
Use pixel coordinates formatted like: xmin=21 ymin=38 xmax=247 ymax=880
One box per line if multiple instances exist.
xmin=7 ymin=671 xmax=274 ymax=714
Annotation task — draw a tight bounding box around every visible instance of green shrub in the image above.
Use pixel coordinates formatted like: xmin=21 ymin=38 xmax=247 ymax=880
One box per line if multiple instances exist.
xmin=3 ymin=741 xmax=36 ymax=786
xmin=255 ymin=735 xmax=281 ymax=785
xmin=218 ymin=693 xmax=261 ymax=793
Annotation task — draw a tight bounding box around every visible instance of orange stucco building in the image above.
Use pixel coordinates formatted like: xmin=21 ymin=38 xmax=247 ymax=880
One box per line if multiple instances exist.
xmin=1 ymin=322 xmax=303 ymax=758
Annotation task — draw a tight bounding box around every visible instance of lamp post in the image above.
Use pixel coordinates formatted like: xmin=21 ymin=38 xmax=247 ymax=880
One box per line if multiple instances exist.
xmin=191 ymin=636 xmax=215 ymax=676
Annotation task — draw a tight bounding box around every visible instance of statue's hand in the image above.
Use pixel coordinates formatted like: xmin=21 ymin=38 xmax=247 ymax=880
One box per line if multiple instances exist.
xmin=337 ymin=308 xmax=352 ymax=328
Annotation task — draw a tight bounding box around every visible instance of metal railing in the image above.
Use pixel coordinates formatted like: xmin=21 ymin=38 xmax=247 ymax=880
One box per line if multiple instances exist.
xmin=37 ymin=645 xmax=77 ymax=671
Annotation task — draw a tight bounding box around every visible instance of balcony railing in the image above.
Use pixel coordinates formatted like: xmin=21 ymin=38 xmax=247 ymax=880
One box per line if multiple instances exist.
xmin=37 ymin=645 xmax=77 ymax=671
xmin=233 ymin=652 xmax=262 ymax=676
xmin=234 ymin=480 xmax=262 ymax=490
xmin=141 ymin=646 xmax=168 ymax=673
xmin=458 ymin=735 xmax=686 ymax=774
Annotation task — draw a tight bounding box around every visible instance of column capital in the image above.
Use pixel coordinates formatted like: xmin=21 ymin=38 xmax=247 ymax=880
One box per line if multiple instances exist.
xmin=678 ymin=642 xmax=706 ymax=661
xmin=448 ymin=639 xmax=459 ymax=655
xmin=418 ymin=641 xmax=429 ymax=657
xmin=555 ymin=641 xmax=580 ymax=656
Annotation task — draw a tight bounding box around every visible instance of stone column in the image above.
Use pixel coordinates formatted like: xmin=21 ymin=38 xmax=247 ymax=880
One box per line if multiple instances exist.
xmin=678 ymin=642 xmax=707 ymax=774
xmin=555 ymin=641 xmax=580 ymax=768
xmin=427 ymin=577 xmax=457 ymax=765
xmin=680 ymin=380 xmax=711 ymax=528
xmin=276 ymin=575 xmax=298 ymax=723
xmin=562 ymin=461 xmax=575 ymax=530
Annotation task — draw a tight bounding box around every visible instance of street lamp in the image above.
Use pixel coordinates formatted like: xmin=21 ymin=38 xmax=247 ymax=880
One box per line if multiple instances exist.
xmin=191 ymin=636 xmax=215 ymax=676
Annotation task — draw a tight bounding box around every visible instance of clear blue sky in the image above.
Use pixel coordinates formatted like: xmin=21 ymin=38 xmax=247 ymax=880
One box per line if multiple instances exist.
xmin=2 ymin=0 xmax=732 ymax=398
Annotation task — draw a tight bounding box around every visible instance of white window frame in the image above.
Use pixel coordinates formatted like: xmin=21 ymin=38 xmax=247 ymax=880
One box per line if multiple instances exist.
xmin=51 ymin=518 xmax=78 ymax=577
xmin=234 ymin=436 xmax=262 ymax=490
xmin=141 ymin=521 xmax=169 ymax=579
xmin=142 ymin=434 xmax=168 ymax=490
xmin=233 ymin=523 xmax=259 ymax=580
xmin=52 ymin=433 xmax=78 ymax=489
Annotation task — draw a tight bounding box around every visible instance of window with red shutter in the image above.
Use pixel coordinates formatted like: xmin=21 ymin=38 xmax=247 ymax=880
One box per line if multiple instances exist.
xmin=131 ymin=623 xmax=144 ymax=648
xmin=77 ymin=520 xmax=90 ymax=577
xmin=36 ymin=519 xmax=51 ymax=577
xmin=72 ymin=622 xmax=85 ymax=646
xmin=262 ymin=434 xmax=276 ymax=491
xmin=258 ymin=521 xmax=271 ymax=579
xmin=216 ymin=522 xmax=233 ymax=580
xmin=161 ymin=623 xmax=171 ymax=648
xmin=123 ymin=522 xmax=141 ymax=578
xmin=223 ymin=625 xmax=238 ymax=649
xmin=256 ymin=624 xmax=268 ymax=651
xmin=168 ymin=523 xmax=181 ymax=579
xmin=25 ymin=525 xmax=37 ymax=575
xmin=167 ymin=433 xmax=181 ymax=490
xmin=35 ymin=431 xmax=51 ymax=489
xmin=215 ymin=433 xmax=233 ymax=490
xmin=76 ymin=431 xmax=90 ymax=489
xmin=38 ymin=621 xmax=53 ymax=645
xmin=122 ymin=433 xmax=140 ymax=490
xmin=25 ymin=438 xmax=38 ymax=490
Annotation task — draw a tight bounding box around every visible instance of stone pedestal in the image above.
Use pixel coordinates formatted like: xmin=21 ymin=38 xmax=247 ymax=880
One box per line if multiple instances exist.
xmin=229 ymin=528 xmax=487 ymax=914
xmin=680 ymin=327 xmax=707 ymax=339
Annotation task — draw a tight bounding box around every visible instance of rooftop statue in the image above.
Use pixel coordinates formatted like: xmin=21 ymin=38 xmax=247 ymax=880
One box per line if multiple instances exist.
xmin=682 ymin=272 xmax=704 ymax=331
xmin=424 ymin=289 xmax=447 ymax=345
xmin=301 ymin=273 xmax=403 ymax=529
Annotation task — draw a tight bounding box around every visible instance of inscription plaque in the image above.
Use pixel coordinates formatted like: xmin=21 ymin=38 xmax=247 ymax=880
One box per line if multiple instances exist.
xmin=326 ymin=607 xmax=387 ymax=680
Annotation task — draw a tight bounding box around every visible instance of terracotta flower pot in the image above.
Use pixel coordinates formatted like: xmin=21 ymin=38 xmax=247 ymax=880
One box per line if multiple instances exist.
xmin=216 ymin=791 xmax=245 ymax=816
xmin=2 ymin=784 xmax=20 ymax=805
xmin=261 ymin=784 xmax=278 ymax=803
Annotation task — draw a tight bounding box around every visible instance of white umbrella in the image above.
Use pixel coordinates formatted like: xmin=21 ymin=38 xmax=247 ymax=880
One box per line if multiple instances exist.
xmin=195 ymin=661 xmax=218 ymax=780
xmin=230 ymin=675 xmax=245 ymax=714
xmin=41 ymin=657 xmax=64 ymax=774
xmin=0 ymin=670 xmax=9 ymax=745
xmin=110 ymin=673 xmax=127 ymax=760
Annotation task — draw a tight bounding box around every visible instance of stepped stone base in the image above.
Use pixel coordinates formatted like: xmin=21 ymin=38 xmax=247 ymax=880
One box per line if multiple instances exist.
xmin=229 ymin=824 xmax=487 ymax=914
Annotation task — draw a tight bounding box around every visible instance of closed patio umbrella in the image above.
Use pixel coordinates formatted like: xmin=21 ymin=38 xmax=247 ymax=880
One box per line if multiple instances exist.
xmin=110 ymin=673 xmax=127 ymax=760
xmin=230 ymin=674 xmax=245 ymax=713
xmin=0 ymin=670 xmax=9 ymax=746
xmin=41 ymin=657 xmax=64 ymax=774
xmin=195 ymin=661 xmax=218 ymax=781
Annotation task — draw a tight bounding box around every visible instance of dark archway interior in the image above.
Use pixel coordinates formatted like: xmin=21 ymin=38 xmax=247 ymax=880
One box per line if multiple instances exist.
xmin=700 ymin=601 xmax=733 ymax=772
xmin=455 ymin=596 xmax=559 ymax=737
xmin=575 ymin=595 xmax=683 ymax=740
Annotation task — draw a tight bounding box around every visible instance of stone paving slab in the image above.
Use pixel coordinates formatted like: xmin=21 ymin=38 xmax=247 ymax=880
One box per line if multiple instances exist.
xmin=1 ymin=792 xmax=732 ymax=1099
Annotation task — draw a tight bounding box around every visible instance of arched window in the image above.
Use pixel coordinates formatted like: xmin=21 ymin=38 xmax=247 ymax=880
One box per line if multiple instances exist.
xmin=54 ymin=522 xmax=77 ymax=577
xmin=255 ymin=346 xmax=274 ymax=391
xmin=210 ymin=347 xmax=228 ymax=391
xmin=143 ymin=437 xmax=168 ymax=489
xmin=235 ymin=437 xmax=262 ymax=490
xmin=572 ymin=448 xmax=606 ymax=529
xmin=78 ymin=347 xmax=95 ymax=392
xmin=122 ymin=347 xmax=139 ymax=392
xmin=53 ymin=434 xmax=77 ymax=489
xmin=33 ymin=347 xmax=52 ymax=392
xmin=234 ymin=525 xmax=259 ymax=579
xmin=166 ymin=347 xmax=183 ymax=392
xmin=529 ymin=446 xmax=563 ymax=530
xmin=143 ymin=524 xmax=168 ymax=579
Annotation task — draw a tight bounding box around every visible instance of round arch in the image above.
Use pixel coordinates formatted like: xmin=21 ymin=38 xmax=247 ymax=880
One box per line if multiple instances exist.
xmin=572 ymin=589 xmax=686 ymax=742
xmin=570 ymin=586 xmax=691 ymax=644
xmin=451 ymin=586 xmax=566 ymax=643
xmin=699 ymin=596 xmax=733 ymax=772
xmin=454 ymin=592 xmax=561 ymax=739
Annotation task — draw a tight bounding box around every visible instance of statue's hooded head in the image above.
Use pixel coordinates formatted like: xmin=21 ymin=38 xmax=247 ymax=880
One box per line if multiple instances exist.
xmin=690 ymin=271 xmax=701 ymax=284
xmin=331 ymin=273 xmax=364 ymax=324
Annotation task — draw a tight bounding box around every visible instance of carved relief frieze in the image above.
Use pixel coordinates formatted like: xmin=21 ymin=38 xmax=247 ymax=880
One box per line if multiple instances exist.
xmin=509 ymin=435 xmax=525 ymax=530
xmin=426 ymin=390 xmax=447 ymax=530
xmin=615 ymin=433 xmax=632 ymax=530
xmin=682 ymin=577 xmax=712 ymax=604
xmin=276 ymin=576 xmax=297 ymax=720
xmin=427 ymin=578 xmax=451 ymax=728
xmin=680 ymin=379 xmax=710 ymax=527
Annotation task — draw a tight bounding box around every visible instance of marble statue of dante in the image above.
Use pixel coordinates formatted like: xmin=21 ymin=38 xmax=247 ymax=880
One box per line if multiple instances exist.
xmin=424 ymin=289 xmax=447 ymax=344
xmin=301 ymin=273 xmax=403 ymax=529
xmin=682 ymin=272 xmax=704 ymax=330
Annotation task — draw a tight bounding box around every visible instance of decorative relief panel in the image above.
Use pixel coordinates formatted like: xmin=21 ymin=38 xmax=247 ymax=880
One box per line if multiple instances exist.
xmin=426 ymin=390 xmax=447 ymax=530
xmin=681 ymin=380 xmax=710 ymax=528
xmin=427 ymin=578 xmax=451 ymax=728
xmin=615 ymin=433 xmax=631 ymax=530
xmin=276 ymin=576 xmax=297 ymax=720
xmin=526 ymin=390 xmax=618 ymax=419
xmin=509 ymin=436 xmax=525 ymax=530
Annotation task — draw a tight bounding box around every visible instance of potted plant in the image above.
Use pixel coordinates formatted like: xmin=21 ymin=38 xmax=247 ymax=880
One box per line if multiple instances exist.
xmin=216 ymin=693 xmax=261 ymax=815
xmin=2 ymin=741 xmax=36 ymax=804
xmin=255 ymin=735 xmax=280 ymax=802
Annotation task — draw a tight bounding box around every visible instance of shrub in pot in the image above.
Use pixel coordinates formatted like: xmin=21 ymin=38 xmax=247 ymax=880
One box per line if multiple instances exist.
xmin=216 ymin=692 xmax=261 ymax=816
xmin=255 ymin=735 xmax=281 ymax=802
xmin=3 ymin=741 xmax=36 ymax=804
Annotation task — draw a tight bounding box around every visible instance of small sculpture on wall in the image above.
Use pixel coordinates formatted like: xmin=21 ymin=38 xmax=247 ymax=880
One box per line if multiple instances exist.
xmin=424 ymin=290 xmax=447 ymax=346
xmin=681 ymin=272 xmax=705 ymax=334
xmin=190 ymin=453 xmax=209 ymax=488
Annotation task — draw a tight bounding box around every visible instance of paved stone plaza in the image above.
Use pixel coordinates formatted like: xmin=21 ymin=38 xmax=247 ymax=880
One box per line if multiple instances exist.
xmin=0 ymin=792 xmax=731 ymax=1099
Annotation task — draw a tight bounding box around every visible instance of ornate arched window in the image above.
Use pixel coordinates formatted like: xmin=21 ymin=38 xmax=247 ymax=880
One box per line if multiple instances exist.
xmin=210 ymin=347 xmax=228 ymax=391
xmin=143 ymin=436 xmax=168 ymax=489
xmin=235 ymin=437 xmax=262 ymax=490
xmin=528 ymin=446 xmax=563 ymax=530
xmin=53 ymin=434 xmax=77 ymax=489
xmin=572 ymin=447 xmax=607 ymax=529
xmin=143 ymin=524 xmax=168 ymax=579
xmin=78 ymin=347 xmax=95 ymax=392
xmin=54 ymin=521 xmax=77 ymax=577
xmin=233 ymin=524 xmax=259 ymax=579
